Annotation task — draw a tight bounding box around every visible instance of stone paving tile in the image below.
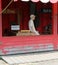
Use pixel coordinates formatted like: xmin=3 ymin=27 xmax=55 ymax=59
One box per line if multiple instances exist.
xmin=0 ymin=59 xmax=58 ymax=65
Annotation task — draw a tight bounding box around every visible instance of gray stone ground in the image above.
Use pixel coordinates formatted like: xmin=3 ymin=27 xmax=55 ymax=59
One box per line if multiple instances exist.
xmin=1 ymin=51 xmax=58 ymax=65
xmin=0 ymin=59 xmax=58 ymax=65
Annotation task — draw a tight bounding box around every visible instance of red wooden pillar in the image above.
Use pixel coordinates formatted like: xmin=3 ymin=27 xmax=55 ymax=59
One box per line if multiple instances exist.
xmin=53 ymin=3 xmax=58 ymax=35
xmin=0 ymin=0 xmax=2 ymax=37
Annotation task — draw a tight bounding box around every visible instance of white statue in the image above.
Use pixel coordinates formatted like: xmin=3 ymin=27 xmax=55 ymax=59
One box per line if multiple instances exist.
xmin=28 ymin=14 xmax=40 ymax=35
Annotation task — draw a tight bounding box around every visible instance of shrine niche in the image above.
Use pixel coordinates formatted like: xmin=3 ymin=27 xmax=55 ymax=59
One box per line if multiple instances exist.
xmin=2 ymin=0 xmax=53 ymax=36
xmin=0 ymin=0 xmax=58 ymax=56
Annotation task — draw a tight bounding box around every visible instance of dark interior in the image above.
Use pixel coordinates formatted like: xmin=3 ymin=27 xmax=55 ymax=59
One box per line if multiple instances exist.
xmin=2 ymin=0 xmax=53 ymax=36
